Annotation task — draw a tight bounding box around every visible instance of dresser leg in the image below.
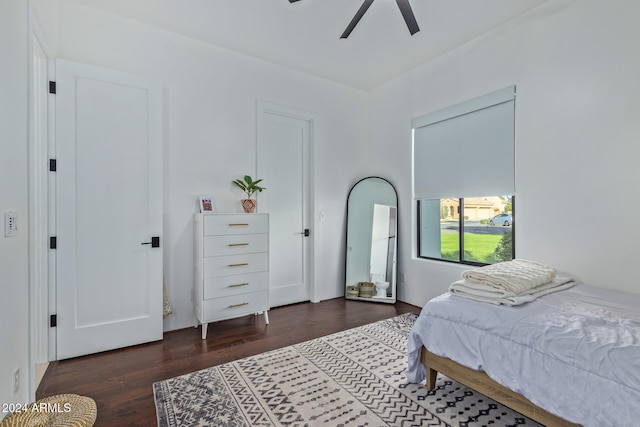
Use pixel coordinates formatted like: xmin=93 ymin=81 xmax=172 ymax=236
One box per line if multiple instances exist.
xmin=263 ymin=310 xmax=269 ymax=325
xmin=201 ymin=323 xmax=208 ymax=340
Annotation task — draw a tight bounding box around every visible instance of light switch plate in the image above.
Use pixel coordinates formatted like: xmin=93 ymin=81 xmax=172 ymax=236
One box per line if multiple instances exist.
xmin=5 ymin=211 xmax=18 ymax=237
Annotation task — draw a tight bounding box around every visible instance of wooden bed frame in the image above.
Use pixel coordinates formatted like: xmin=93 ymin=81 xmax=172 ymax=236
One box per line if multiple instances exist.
xmin=420 ymin=346 xmax=581 ymax=427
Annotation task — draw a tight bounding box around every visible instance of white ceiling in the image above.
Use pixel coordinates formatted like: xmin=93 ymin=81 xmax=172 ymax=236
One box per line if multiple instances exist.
xmin=74 ymin=0 xmax=548 ymax=90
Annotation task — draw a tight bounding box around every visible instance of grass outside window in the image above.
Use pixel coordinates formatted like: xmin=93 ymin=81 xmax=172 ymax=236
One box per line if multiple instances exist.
xmin=441 ymin=233 xmax=504 ymax=264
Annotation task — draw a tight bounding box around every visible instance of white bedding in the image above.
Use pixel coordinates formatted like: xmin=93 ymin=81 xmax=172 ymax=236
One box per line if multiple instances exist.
xmin=406 ymin=284 xmax=640 ymax=427
xmin=449 ymin=274 xmax=575 ymax=306
xmin=461 ymin=258 xmax=557 ymax=293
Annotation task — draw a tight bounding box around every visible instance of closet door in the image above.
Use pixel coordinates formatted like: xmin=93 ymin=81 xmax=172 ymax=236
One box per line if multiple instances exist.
xmin=258 ymin=110 xmax=311 ymax=307
xmin=55 ymin=59 xmax=163 ymax=359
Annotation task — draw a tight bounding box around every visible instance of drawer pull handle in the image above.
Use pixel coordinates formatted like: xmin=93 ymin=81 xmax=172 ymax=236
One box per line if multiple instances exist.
xmin=228 ymin=243 xmax=249 ymax=247
xmin=229 ymin=223 xmax=249 ymax=227
xmin=228 ymin=302 xmax=249 ymax=308
xmin=228 ymin=263 xmax=249 ymax=267
xmin=228 ymin=283 xmax=249 ymax=288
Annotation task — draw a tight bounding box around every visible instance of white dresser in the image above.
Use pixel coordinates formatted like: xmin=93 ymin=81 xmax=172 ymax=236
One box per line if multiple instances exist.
xmin=193 ymin=213 xmax=270 ymax=339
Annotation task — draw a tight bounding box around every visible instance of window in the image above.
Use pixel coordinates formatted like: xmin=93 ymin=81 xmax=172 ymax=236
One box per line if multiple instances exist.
xmin=418 ymin=196 xmax=514 ymax=265
xmin=412 ymin=86 xmax=515 ymax=265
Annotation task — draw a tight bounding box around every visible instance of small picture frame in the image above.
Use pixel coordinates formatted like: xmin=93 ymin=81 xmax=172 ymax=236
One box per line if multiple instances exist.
xmin=199 ymin=196 xmax=215 ymax=213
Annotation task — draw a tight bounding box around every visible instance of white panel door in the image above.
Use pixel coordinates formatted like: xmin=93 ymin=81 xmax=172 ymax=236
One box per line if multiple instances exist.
xmin=55 ymin=59 xmax=163 ymax=359
xmin=259 ymin=112 xmax=310 ymax=307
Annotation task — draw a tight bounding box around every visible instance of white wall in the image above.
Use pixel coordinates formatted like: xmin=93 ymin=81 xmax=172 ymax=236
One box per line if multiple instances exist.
xmin=30 ymin=0 xmax=59 ymax=48
xmin=57 ymin=0 xmax=370 ymax=331
xmin=369 ymin=0 xmax=640 ymax=306
xmin=0 ymin=0 xmax=30 ymax=408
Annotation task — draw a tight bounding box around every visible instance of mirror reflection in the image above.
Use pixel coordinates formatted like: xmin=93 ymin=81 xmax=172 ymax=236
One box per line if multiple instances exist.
xmin=346 ymin=177 xmax=398 ymax=303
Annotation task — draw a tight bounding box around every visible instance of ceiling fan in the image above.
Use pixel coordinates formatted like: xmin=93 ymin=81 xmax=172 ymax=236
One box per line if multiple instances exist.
xmin=289 ymin=0 xmax=420 ymax=39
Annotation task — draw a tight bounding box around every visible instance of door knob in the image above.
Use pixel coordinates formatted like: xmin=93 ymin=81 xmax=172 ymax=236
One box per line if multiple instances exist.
xmin=141 ymin=236 xmax=160 ymax=248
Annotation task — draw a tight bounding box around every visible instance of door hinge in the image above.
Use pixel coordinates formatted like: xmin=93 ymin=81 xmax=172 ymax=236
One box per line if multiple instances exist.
xmin=303 ymin=229 xmax=310 ymax=237
xmin=50 ymin=314 xmax=57 ymax=327
xmin=49 ymin=81 xmax=56 ymax=94
xmin=49 ymin=236 xmax=57 ymax=249
xmin=49 ymin=158 xmax=57 ymax=172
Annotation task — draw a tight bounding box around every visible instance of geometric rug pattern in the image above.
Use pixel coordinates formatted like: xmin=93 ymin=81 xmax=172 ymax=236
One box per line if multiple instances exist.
xmin=153 ymin=313 xmax=541 ymax=426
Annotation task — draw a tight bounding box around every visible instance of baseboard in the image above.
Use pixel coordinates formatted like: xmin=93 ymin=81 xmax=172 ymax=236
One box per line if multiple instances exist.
xmin=35 ymin=362 xmax=49 ymax=390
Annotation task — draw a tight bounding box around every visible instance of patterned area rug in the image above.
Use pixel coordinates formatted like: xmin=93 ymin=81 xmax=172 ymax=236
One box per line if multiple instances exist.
xmin=153 ymin=313 xmax=541 ymax=426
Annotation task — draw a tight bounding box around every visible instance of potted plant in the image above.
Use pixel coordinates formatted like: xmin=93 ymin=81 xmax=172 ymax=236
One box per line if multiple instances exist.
xmin=233 ymin=175 xmax=266 ymax=213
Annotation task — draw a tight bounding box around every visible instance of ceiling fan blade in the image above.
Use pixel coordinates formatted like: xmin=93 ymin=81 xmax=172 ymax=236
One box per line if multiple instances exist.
xmin=340 ymin=0 xmax=375 ymax=39
xmin=289 ymin=0 xmax=301 ymax=3
xmin=395 ymin=0 xmax=420 ymax=35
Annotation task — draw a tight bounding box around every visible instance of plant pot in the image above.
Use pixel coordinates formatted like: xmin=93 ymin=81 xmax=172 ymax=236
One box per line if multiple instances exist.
xmin=241 ymin=199 xmax=256 ymax=213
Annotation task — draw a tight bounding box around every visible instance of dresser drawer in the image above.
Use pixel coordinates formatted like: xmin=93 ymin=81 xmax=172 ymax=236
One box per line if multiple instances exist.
xmin=203 ymin=252 xmax=268 ymax=278
xmin=203 ymin=272 xmax=268 ymax=300
xmin=202 ymin=290 xmax=269 ymax=322
xmin=204 ymin=233 xmax=268 ymax=257
xmin=203 ymin=214 xmax=268 ymax=236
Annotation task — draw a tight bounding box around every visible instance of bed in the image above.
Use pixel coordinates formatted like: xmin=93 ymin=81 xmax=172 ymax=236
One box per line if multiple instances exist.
xmin=406 ymin=283 xmax=640 ymax=427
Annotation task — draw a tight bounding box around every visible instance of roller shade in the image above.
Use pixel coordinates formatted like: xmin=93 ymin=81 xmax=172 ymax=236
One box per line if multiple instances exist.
xmin=412 ymin=86 xmax=515 ymax=200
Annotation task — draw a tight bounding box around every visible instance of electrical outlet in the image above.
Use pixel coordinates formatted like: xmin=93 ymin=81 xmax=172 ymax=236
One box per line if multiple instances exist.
xmin=13 ymin=368 xmax=20 ymax=394
xmin=399 ymin=272 xmax=406 ymax=283
xmin=5 ymin=211 xmax=18 ymax=237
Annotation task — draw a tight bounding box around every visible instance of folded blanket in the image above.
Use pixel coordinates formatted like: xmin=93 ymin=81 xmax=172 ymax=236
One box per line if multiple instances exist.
xmin=461 ymin=259 xmax=556 ymax=294
xmin=449 ymin=275 xmax=576 ymax=306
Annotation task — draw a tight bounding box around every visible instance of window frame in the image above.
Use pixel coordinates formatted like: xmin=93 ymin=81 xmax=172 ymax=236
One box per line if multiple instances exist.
xmin=417 ymin=196 xmax=515 ymax=266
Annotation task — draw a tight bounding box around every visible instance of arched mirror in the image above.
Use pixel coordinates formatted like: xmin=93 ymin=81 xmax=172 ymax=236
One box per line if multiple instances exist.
xmin=346 ymin=177 xmax=398 ymax=303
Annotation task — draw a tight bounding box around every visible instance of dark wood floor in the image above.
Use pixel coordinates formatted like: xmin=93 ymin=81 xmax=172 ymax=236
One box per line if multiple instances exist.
xmin=37 ymin=298 xmax=419 ymax=426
